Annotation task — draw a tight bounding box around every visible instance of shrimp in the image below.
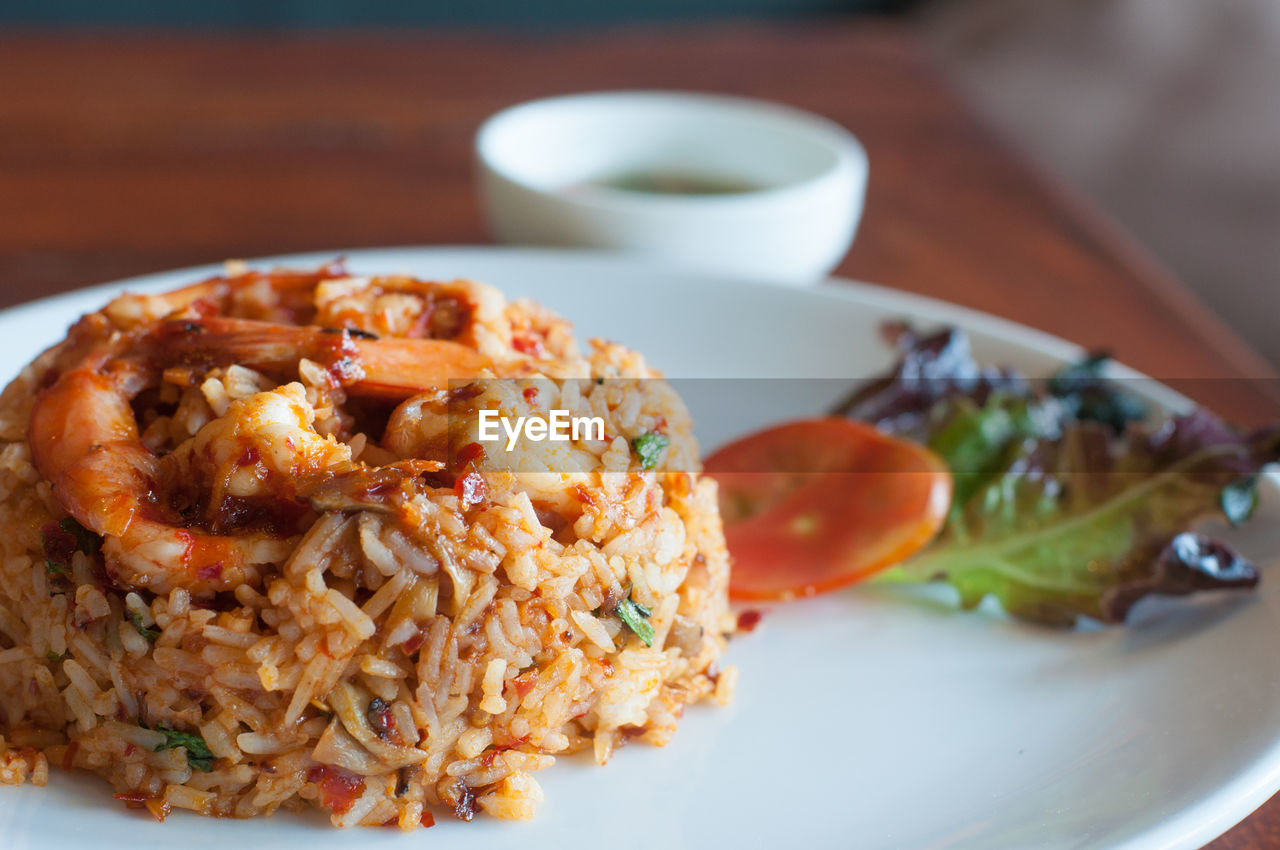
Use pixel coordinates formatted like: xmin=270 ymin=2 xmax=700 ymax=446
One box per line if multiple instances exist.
xmin=155 ymin=316 xmax=491 ymax=399
xmin=104 ymin=264 xmax=504 ymax=353
xmin=29 ymin=368 xmax=340 ymax=594
xmin=103 ymin=262 xmax=347 ymax=330
xmin=28 ymin=315 xmax=484 ymax=596
xmin=312 ymin=275 xmax=506 ymax=349
xmin=181 ymin=383 xmax=355 ymax=508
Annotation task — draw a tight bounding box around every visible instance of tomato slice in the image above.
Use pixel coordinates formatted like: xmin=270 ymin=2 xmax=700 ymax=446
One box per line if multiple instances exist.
xmin=704 ymin=418 xmax=952 ymax=601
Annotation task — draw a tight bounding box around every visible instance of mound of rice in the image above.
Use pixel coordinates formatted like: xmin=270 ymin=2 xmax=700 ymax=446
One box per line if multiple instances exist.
xmin=0 ymin=262 xmax=734 ymax=827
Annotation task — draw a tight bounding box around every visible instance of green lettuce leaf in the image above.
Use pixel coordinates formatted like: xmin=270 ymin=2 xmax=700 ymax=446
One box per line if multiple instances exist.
xmin=877 ymin=413 xmax=1277 ymax=626
xmin=924 ymin=394 xmax=1046 ymax=517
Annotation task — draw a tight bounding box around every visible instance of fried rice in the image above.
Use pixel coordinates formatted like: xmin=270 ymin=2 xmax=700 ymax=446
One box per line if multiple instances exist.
xmin=0 ymin=261 xmax=734 ymax=827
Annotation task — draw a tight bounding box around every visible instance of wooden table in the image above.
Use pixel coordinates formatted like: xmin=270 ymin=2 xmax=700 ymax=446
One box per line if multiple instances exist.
xmin=0 ymin=21 xmax=1276 ymax=845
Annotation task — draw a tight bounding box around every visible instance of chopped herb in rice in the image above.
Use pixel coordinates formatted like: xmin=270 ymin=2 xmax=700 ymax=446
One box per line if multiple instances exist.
xmin=615 ymin=594 xmax=655 ymax=647
xmin=153 ymin=724 xmax=215 ymax=772
xmin=631 ymin=432 xmax=670 ymax=470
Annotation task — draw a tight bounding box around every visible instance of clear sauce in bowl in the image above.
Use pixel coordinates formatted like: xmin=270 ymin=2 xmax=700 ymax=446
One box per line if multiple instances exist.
xmin=585 ymin=171 xmax=765 ymax=196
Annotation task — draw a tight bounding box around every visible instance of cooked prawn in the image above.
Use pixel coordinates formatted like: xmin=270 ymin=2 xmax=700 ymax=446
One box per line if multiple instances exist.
xmin=103 ymin=262 xmax=347 ymax=330
xmin=28 ymin=316 xmax=485 ymax=596
xmin=29 ymin=366 xmax=344 ymax=594
xmin=156 ymin=316 xmax=491 ymax=399
xmin=105 ymin=264 xmax=503 ymax=353
xmin=312 ymin=275 xmax=505 ymax=348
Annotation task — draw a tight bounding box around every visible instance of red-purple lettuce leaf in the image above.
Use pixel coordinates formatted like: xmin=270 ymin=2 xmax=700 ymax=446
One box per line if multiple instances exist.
xmin=833 ymin=322 xmax=1148 ymax=440
xmin=828 ymin=322 xmax=1028 ymax=441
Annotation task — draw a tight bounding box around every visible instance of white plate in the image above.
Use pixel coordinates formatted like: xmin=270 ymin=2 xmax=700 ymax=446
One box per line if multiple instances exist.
xmin=1 ymin=247 xmax=1278 ymax=850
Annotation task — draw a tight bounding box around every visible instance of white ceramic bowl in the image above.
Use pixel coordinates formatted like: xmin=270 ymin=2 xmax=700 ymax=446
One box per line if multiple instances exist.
xmin=475 ymin=91 xmax=868 ymax=284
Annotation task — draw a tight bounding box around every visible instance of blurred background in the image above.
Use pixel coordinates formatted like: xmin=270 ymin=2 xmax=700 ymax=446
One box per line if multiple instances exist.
xmin=921 ymin=0 xmax=1280 ymax=366
xmin=2 ymin=0 xmax=1276 ymax=364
